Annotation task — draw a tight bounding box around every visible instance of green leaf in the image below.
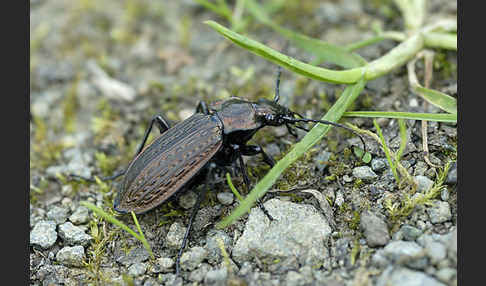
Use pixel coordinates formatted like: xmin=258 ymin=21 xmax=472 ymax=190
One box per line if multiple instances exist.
xmin=343 ymin=111 xmax=456 ymax=123
xmin=216 ymin=77 xmax=367 ymax=228
xmin=413 ymin=86 xmax=457 ymax=114
xmin=244 ymin=0 xmax=367 ymax=69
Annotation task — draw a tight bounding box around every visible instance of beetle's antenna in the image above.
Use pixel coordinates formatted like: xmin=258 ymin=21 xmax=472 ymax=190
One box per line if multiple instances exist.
xmin=274 ymin=66 xmax=282 ymax=103
xmin=286 ymin=117 xmax=367 ymax=156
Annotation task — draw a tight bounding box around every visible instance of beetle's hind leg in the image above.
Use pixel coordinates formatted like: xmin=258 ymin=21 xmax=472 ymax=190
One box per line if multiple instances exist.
xmin=175 ymin=162 xmax=216 ymax=275
xmin=69 ymin=115 xmax=171 ymax=182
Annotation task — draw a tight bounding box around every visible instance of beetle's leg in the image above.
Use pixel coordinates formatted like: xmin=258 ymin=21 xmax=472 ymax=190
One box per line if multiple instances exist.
xmin=274 ymin=66 xmax=282 ymax=103
xmin=235 ymin=147 xmax=274 ymax=222
xmin=240 ymin=145 xmax=276 ymax=168
xmin=196 ymin=101 xmax=210 ymax=115
xmin=70 ymin=115 xmax=171 ymax=183
xmin=175 ymin=163 xmax=215 ymax=276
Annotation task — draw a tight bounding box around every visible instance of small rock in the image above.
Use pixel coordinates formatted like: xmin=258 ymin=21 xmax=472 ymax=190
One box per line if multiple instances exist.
xmin=314 ymin=151 xmax=332 ymax=172
xmin=204 ymin=268 xmax=228 ymax=285
xmin=425 ymin=241 xmax=447 ymax=265
xmin=415 ymin=175 xmax=434 ymax=192
xmin=116 ymin=246 xmax=150 ymax=266
xmin=400 ymin=225 xmax=422 ymax=241
xmin=46 ymin=206 xmax=69 ymax=224
xmin=69 ymin=206 xmax=90 ymax=225
xmin=376 ymin=266 xmax=446 ymax=286
xmin=360 ymin=211 xmax=390 ymax=247
xmin=30 ymin=220 xmax=57 ymax=249
xmin=87 ymin=60 xmax=136 ymax=101
xmin=285 ymin=271 xmax=306 ymax=286
xmin=128 ymin=262 xmax=147 ymax=277
xmin=205 ymin=229 xmax=233 ymax=264
xmin=440 ymin=189 xmax=449 ymax=201
xmin=216 ymin=192 xmax=234 ymax=206
xmin=188 ymin=263 xmax=211 ymax=282
xmin=178 ymin=191 xmax=197 ymax=210
xmin=435 ymin=267 xmax=456 ymax=283
xmin=166 ymin=222 xmax=186 ymax=249
xmin=383 ymin=241 xmax=425 ymax=267
xmin=334 ymin=191 xmax=344 ymax=208
xmin=352 ymin=166 xmax=378 ymax=181
xmin=58 ymin=222 xmax=92 ymax=246
xmin=371 ymin=249 xmax=389 ymax=268
xmin=153 ymin=257 xmax=174 ymax=273
xmin=56 ymin=245 xmax=86 ymax=267
xmin=232 ymin=199 xmax=331 ymax=266
xmin=445 ymin=162 xmax=457 ymax=184
xmin=371 ymin=158 xmax=388 ymax=172
xmin=426 ymin=201 xmax=452 ymax=224
xmin=180 ymin=246 xmax=208 ymax=271
xmin=446 ymin=229 xmax=457 ymax=263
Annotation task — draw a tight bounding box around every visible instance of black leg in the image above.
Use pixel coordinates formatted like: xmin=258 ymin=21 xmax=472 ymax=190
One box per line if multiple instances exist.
xmin=196 ymin=101 xmax=210 ymax=115
xmin=70 ymin=115 xmax=171 ymax=182
xmin=175 ymin=163 xmax=215 ymax=275
xmin=240 ymin=145 xmax=276 ymax=168
xmin=274 ymin=66 xmax=282 ymax=103
xmin=235 ymin=147 xmax=274 ymax=222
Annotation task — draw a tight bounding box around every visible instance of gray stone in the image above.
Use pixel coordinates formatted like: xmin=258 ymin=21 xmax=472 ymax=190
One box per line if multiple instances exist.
xmin=216 ymin=192 xmax=234 ymax=206
xmin=116 ymin=246 xmax=150 ymax=266
xmin=376 ymin=267 xmax=446 ymax=286
xmin=188 ymin=263 xmax=211 ymax=282
xmin=30 ymin=220 xmax=57 ymax=249
xmin=204 ymin=268 xmax=228 ymax=285
xmin=426 ymin=201 xmax=452 ymax=224
xmin=425 ymin=241 xmax=447 ymax=265
xmin=178 ymin=191 xmax=197 ymax=210
xmin=285 ymin=271 xmax=307 ymax=286
xmin=371 ymin=249 xmax=389 ymax=268
xmin=180 ymin=246 xmax=208 ymax=271
xmin=128 ymin=262 xmax=147 ymax=277
xmin=69 ymin=206 xmax=90 ymax=225
xmin=352 ymin=166 xmax=378 ymax=181
xmin=435 ymin=267 xmax=456 ymax=284
xmin=360 ymin=211 xmax=390 ymax=247
xmin=232 ymin=199 xmax=332 ymax=267
xmin=383 ymin=241 xmax=425 ymax=266
xmin=446 ymin=229 xmax=457 ymax=264
xmin=205 ymin=229 xmax=233 ymax=264
xmin=152 ymin=257 xmax=174 ymax=273
xmin=445 ymin=162 xmax=457 ymax=184
xmin=415 ymin=175 xmax=434 ymax=192
xmin=400 ymin=225 xmax=422 ymax=241
xmin=58 ymin=222 xmax=93 ymax=246
xmin=314 ymin=151 xmax=332 ymax=172
xmin=371 ymin=158 xmax=388 ymax=172
xmin=46 ymin=206 xmax=69 ymax=224
xmin=166 ymin=222 xmax=186 ymax=249
xmin=56 ymin=245 xmax=86 ymax=267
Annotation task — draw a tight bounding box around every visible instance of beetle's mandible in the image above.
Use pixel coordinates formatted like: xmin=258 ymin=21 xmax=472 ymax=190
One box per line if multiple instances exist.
xmin=71 ymin=67 xmax=366 ymax=275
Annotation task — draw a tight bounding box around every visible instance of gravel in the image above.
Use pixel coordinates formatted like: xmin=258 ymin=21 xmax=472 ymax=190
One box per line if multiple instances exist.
xmin=56 ymin=245 xmax=86 ymax=267
xmin=415 ymin=175 xmax=435 ymax=192
xmin=205 ymin=229 xmax=233 ymax=264
xmin=232 ymin=199 xmax=332 ymax=267
xmin=352 ymin=166 xmax=378 ymax=181
xmin=166 ymin=222 xmax=187 ymax=249
xmin=180 ymin=246 xmax=208 ymax=271
xmin=216 ymin=192 xmax=234 ymax=205
xmin=376 ymin=266 xmax=446 ymax=286
xmin=46 ymin=206 xmax=69 ymax=224
xmin=127 ymin=262 xmax=147 ymax=277
xmin=58 ymin=222 xmax=93 ymax=246
xmin=30 ymin=220 xmax=58 ymax=249
xmin=360 ymin=211 xmax=390 ymax=247
xmin=68 ymin=205 xmax=90 ymax=225
xmin=426 ymin=201 xmax=452 ymax=224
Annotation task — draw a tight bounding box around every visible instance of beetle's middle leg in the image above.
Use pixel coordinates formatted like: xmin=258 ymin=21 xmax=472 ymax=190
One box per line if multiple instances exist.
xmin=70 ymin=115 xmax=171 ymax=182
xmin=234 ymin=146 xmax=274 ymax=222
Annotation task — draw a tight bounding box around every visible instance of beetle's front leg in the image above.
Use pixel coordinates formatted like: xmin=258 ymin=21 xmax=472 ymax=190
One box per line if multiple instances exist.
xmin=196 ymin=101 xmax=210 ymax=115
xmin=240 ymin=144 xmax=276 ymax=168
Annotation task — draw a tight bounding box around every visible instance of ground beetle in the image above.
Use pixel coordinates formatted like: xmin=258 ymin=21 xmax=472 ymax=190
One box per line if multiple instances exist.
xmin=72 ymin=68 xmax=366 ymax=275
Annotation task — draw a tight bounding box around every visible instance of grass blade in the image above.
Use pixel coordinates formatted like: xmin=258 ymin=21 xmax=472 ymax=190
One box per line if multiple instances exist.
xmin=343 ymin=111 xmax=456 ymax=123
xmin=396 ymin=119 xmax=407 ymax=162
xmin=216 ymin=77 xmax=367 ymax=228
xmin=373 ymin=120 xmax=400 ymax=184
xmin=414 ymin=86 xmax=457 ymax=114
xmin=244 ymin=0 xmax=367 ymax=69
xmin=226 ymin=173 xmax=244 ymax=202
xmin=131 ymin=211 xmax=154 ymax=259
xmin=205 ymin=20 xmax=365 ymax=84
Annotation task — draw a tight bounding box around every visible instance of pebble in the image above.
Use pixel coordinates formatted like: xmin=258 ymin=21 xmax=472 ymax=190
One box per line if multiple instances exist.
xmin=360 ymin=211 xmax=390 ymax=247
xmin=128 ymin=262 xmax=147 ymax=277
xmin=426 ymin=201 xmax=452 ymax=224
xmin=383 ymin=241 xmax=425 ymax=266
xmin=58 ymin=222 xmax=93 ymax=246
xmin=69 ymin=205 xmax=90 ymax=225
xmin=205 ymin=229 xmax=233 ymax=264
xmin=30 ymin=220 xmax=58 ymax=249
xmin=204 ymin=268 xmax=228 ymax=285
xmin=166 ymin=222 xmax=186 ymax=249
xmin=180 ymin=246 xmax=208 ymax=271
xmin=424 ymin=241 xmax=447 ymax=265
xmin=178 ymin=191 xmax=197 ymax=210
xmin=216 ymin=192 xmax=234 ymax=206
xmin=376 ymin=266 xmax=446 ymax=286
xmin=188 ymin=263 xmax=211 ymax=282
xmin=56 ymin=245 xmax=86 ymax=267
xmin=415 ymin=175 xmax=434 ymax=192
xmin=352 ymin=166 xmax=378 ymax=181
xmin=46 ymin=206 xmax=69 ymax=224
xmin=400 ymin=225 xmax=422 ymax=241
xmin=153 ymin=257 xmax=174 ymax=273
xmin=435 ymin=267 xmax=456 ymax=283
xmin=371 ymin=158 xmax=388 ymax=172
xmin=314 ymin=151 xmax=332 ymax=172
xmin=232 ymin=199 xmax=331 ymax=266
xmin=116 ymin=246 xmax=150 ymax=267
xmin=445 ymin=162 xmax=457 ymax=184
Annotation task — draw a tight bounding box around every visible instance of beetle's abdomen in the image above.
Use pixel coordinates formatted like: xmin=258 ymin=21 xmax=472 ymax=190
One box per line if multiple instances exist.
xmin=114 ymin=113 xmax=223 ymax=214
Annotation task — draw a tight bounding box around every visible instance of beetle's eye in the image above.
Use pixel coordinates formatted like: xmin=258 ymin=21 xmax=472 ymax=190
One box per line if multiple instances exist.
xmin=265 ymin=114 xmax=274 ymax=122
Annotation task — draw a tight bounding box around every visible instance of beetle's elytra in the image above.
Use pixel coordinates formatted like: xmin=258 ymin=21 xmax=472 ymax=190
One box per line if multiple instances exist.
xmin=72 ymin=68 xmax=366 ymax=275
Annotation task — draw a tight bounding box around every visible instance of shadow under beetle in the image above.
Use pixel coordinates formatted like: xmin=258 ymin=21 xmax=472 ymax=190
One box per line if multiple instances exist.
xmin=72 ymin=67 xmax=366 ymax=275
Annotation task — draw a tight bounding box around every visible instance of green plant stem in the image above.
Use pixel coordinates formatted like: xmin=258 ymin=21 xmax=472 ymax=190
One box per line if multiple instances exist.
xmin=424 ymin=32 xmax=457 ymax=50
xmin=342 ymin=111 xmax=456 ymax=123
